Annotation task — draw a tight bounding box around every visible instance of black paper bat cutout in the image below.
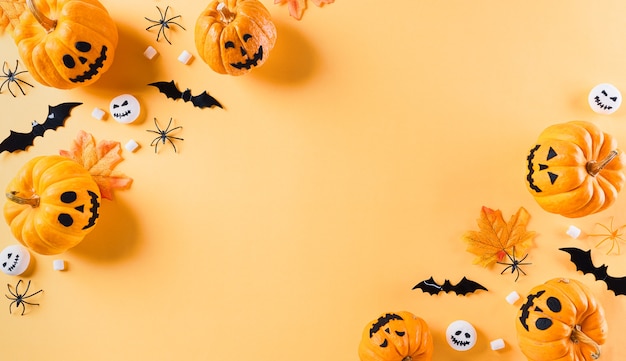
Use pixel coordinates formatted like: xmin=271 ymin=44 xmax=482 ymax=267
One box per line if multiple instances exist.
xmin=0 ymin=102 xmax=82 ymax=154
xmin=148 ymin=80 xmax=222 ymax=109
xmin=412 ymin=276 xmax=487 ymax=296
xmin=560 ymin=247 xmax=626 ymax=296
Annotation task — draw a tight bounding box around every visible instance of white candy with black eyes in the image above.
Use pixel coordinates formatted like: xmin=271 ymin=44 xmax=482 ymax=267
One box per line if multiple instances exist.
xmin=588 ymin=83 xmax=622 ymax=114
xmin=110 ymin=94 xmax=141 ymax=124
xmin=0 ymin=245 xmax=31 ymax=276
xmin=446 ymin=320 xmax=477 ymax=351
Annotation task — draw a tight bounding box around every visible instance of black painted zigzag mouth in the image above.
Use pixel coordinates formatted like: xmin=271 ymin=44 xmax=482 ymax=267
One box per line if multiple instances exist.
xmin=113 ymin=110 xmax=132 ymax=118
xmin=527 ymin=145 xmax=542 ymax=193
xmin=594 ymin=96 xmax=614 ymax=111
xmin=70 ymin=46 xmax=108 ymax=83
xmin=231 ymin=46 xmax=263 ymax=70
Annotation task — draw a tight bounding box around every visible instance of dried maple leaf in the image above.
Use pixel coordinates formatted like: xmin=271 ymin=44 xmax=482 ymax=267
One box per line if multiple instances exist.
xmin=462 ymin=206 xmax=535 ymax=267
xmin=274 ymin=0 xmax=333 ymax=20
xmin=60 ymin=130 xmax=133 ymax=200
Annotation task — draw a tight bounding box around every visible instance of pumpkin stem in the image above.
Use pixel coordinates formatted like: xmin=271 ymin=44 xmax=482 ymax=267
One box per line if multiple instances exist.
xmin=6 ymin=191 xmax=40 ymax=208
xmin=216 ymin=2 xmax=236 ymax=23
xmin=26 ymin=0 xmax=57 ymax=33
xmin=401 ymin=357 xmax=413 ymax=361
xmin=587 ymin=150 xmax=619 ymax=176
xmin=571 ymin=324 xmax=601 ymax=360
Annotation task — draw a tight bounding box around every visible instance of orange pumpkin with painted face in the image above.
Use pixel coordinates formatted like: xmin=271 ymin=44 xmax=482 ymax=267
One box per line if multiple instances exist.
xmin=358 ymin=311 xmax=433 ymax=361
xmin=195 ymin=0 xmax=277 ymax=76
xmin=525 ymin=121 xmax=626 ymax=218
xmin=12 ymin=0 xmax=118 ymax=89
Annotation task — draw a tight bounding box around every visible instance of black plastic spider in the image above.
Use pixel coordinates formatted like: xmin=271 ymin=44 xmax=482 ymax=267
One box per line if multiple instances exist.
xmin=147 ymin=117 xmax=184 ymax=153
xmin=6 ymin=280 xmax=43 ymax=315
xmin=497 ymin=248 xmax=531 ymax=282
xmin=0 ymin=60 xmax=34 ymax=97
xmin=145 ymin=6 xmax=186 ymax=45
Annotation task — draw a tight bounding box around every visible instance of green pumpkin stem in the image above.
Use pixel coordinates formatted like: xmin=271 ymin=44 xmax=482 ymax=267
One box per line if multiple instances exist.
xmin=587 ymin=150 xmax=619 ymax=176
xmin=26 ymin=0 xmax=57 ymax=33
xmin=216 ymin=2 xmax=236 ymax=23
xmin=6 ymin=191 xmax=40 ymax=208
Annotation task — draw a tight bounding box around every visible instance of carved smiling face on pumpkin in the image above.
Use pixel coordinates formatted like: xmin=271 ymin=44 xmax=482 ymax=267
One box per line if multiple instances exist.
xmin=61 ymin=40 xmax=110 ymax=84
xmin=56 ymin=190 xmax=101 ymax=231
xmin=526 ymin=141 xmax=588 ymax=195
xmin=223 ymin=33 xmax=264 ymax=72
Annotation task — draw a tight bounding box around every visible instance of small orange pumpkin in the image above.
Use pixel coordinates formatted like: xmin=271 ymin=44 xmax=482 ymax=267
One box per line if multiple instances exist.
xmin=195 ymin=0 xmax=277 ymax=76
xmin=4 ymin=155 xmax=101 ymax=255
xmin=516 ymin=278 xmax=608 ymax=361
xmin=12 ymin=0 xmax=118 ymax=89
xmin=525 ymin=120 xmax=626 ymax=218
xmin=358 ymin=311 xmax=434 ymax=361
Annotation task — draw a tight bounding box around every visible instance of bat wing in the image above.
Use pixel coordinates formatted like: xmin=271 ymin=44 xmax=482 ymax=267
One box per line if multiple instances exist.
xmin=560 ymin=247 xmax=601 ymax=275
xmin=0 ymin=130 xmax=36 ymax=153
xmin=450 ymin=277 xmax=488 ymax=296
xmin=44 ymin=102 xmax=82 ymax=130
xmin=561 ymin=247 xmax=626 ymax=296
xmin=191 ymin=91 xmax=223 ymax=109
xmin=0 ymin=102 xmax=81 ymax=154
xmin=604 ymin=274 xmax=626 ymax=296
xmin=412 ymin=276 xmax=442 ymax=295
xmin=149 ymin=80 xmax=183 ymax=100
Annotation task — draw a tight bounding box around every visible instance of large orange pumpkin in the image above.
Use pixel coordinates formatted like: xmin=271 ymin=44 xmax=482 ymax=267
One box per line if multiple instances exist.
xmin=4 ymin=155 xmax=101 ymax=255
xmin=525 ymin=121 xmax=626 ymax=218
xmin=358 ymin=311 xmax=434 ymax=361
xmin=195 ymin=0 xmax=277 ymax=76
xmin=516 ymin=278 xmax=608 ymax=361
xmin=12 ymin=0 xmax=118 ymax=89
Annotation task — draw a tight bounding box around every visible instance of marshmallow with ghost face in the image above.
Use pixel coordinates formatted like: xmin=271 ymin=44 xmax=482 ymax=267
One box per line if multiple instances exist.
xmin=446 ymin=320 xmax=477 ymax=351
xmin=0 ymin=245 xmax=31 ymax=276
xmin=588 ymin=83 xmax=622 ymax=114
xmin=110 ymin=94 xmax=141 ymax=123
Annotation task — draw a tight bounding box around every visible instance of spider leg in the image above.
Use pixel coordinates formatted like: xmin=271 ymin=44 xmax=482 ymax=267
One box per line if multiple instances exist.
xmin=8 ymin=300 xmax=16 ymax=314
xmin=498 ymin=264 xmax=513 ymax=275
xmin=0 ymin=78 xmax=11 ymax=94
xmin=145 ymin=22 xmax=162 ymax=31
xmin=167 ymin=137 xmax=178 ymax=152
xmin=160 ymin=28 xmax=172 ymax=45
xmin=21 ymin=289 xmax=43 ymax=300
xmin=595 ymin=236 xmax=611 ymax=249
xmin=2 ymin=61 xmax=8 ymax=74
xmin=11 ymin=80 xmax=26 ymax=96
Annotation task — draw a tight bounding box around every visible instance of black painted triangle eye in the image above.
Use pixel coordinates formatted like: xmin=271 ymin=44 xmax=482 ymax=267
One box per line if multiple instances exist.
xmin=547 ymin=147 xmax=557 ymax=160
xmin=6 ymin=253 xmax=12 ymax=259
xmin=611 ymin=97 xmax=618 ymax=102
xmin=548 ymin=172 xmax=558 ymax=184
xmin=384 ymin=327 xmax=390 ymax=334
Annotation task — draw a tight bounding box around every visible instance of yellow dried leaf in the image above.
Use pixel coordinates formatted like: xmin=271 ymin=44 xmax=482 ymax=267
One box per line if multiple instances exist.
xmin=60 ymin=131 xmax=132 ymax=200
xmin=462 ymin=206 xmax=535 ymax=267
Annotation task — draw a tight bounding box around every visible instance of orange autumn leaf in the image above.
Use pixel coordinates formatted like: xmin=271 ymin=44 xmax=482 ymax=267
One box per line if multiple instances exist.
xmin=60 ymin=130 xmax=132 ymax=200
xmin=274 ymin=0 xmax=333 ymax=20
xmin=462 ymin=206 xmax=535 ymax=267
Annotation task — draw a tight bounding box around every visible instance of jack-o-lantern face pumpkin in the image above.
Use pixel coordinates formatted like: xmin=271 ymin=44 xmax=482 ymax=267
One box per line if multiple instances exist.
xmin=4 ymin=155 xmax=101 ymax=255
xmin=525 ymin=121 xmax=626 ymax=218
xmin=516 ymin=278 xmax=608 ymax=361
xmin=12 ymin=0 xmax=118 ymax=89
xmin=195 ymin=0 xmax=277 ymax=76
xmin=358 ymin=311 xmax=434 ymax=361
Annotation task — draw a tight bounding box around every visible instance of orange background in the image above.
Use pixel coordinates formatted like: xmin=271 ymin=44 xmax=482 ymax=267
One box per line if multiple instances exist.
xmin=1 ymin=1 xmax=626 ymax=360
